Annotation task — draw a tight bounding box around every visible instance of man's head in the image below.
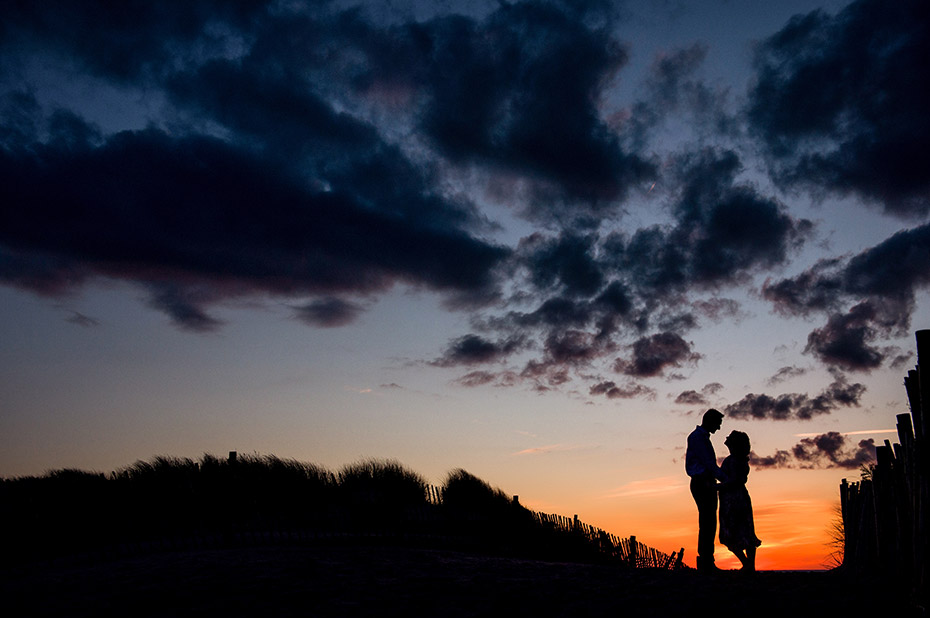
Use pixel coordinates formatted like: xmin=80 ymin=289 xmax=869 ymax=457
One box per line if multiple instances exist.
xmin=701 ymin=408 xmax=724 ymax=433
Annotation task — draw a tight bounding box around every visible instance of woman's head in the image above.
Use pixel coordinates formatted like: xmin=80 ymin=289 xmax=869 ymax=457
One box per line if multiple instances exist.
xmin=724 ymin=430 xmax=751 ymax=457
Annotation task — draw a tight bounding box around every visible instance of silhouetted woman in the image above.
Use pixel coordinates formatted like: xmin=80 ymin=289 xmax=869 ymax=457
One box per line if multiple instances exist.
xmin=718 ymin=430 xmax=762 ymax=571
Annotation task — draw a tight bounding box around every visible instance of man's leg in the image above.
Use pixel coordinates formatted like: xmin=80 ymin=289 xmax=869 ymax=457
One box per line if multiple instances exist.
xmin=691 ymin=478 xmax=717 ymax=570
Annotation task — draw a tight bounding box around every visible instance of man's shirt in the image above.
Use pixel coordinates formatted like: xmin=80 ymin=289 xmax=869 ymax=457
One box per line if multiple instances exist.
xmin=685 ymin=425 xmax=721 ymax=479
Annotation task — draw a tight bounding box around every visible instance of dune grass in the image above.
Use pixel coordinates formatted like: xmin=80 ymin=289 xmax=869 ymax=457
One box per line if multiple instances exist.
xmin=0 ymin=453 xmax=642 ymax=566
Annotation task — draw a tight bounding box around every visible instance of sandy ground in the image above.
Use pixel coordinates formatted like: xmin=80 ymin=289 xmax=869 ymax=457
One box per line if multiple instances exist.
xmin=2 ymin=544 xmax=921 ymax=617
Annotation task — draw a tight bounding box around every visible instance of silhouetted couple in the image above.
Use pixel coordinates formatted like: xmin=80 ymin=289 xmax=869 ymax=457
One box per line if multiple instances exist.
xmin=685 ymin=409 xmax=761 ymax=572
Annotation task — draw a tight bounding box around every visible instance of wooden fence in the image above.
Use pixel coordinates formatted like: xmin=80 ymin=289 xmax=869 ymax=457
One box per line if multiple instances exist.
xmin=840 ymin=329 xmax=928 ymax=605
xmin=529 ymin=511 xmax=684 ymax=569
xmin=422 ymin=486 xmax=684 ymax=569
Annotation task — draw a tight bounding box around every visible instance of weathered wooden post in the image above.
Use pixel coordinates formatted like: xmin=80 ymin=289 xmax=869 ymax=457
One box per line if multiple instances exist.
xmin=911 ymin=330 xmax=930 ymax=602
xmin=916 ymin=330 xmax=930 ymax=441
xmin=629 ymin=534 xmax=638 ymax=568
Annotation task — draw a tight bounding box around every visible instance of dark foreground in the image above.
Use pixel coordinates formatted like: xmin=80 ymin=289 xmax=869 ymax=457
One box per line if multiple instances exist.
xmin=3 ymin=545 xmax=921 ymax=617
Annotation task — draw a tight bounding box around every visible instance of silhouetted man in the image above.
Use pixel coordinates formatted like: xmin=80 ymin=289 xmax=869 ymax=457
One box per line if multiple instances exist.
xmin=686 ymin=408 xmax=725 ymax=572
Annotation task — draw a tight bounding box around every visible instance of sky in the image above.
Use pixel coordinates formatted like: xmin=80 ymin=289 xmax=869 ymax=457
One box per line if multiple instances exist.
xmin=1 ymin=0 xmax=928 ymax=570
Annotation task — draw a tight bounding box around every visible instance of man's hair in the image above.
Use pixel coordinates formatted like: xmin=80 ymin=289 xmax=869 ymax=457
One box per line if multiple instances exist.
xmin=702 ymin=408 xmax=724 ymax=423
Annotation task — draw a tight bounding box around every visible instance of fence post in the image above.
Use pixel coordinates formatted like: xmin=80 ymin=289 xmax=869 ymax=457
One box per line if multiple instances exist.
xmin=916 ymin=330 xmax=930 ymax=442
xmin=915 ymin=330 xmax=930 ymax=604
xmin=629 ymin=535 xmax=637 ymax=568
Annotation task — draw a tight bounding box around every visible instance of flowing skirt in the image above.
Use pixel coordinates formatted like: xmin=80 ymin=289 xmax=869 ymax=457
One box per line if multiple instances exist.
xmin=719 ymin=487 xmax=761 ymax=551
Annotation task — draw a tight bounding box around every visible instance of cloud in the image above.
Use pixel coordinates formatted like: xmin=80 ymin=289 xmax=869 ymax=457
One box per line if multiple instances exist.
xmin=371 ymin=0 xmax=656 ymax=221
xmin=439 ymin=148 xmax=809 ymax=393
xmin=514 ymin=442 xmax=598 ymax=456
xmin=627 ymin=43 xmax=737 ymax=149
xmin=767 ymin=366 xmax=807 ymax=386
xmin=453 ymin=370 xmax=520 ymax=388
xmin=803 ymin=302 xmax=889 ymax=371
xmin=746 ymin=0 xmax=930 ymax=217
xmin=0 ymin=1 xmax=271 ymax=84
xmin=589 ymin=380 xmax=656 ymax=400
xmin=520 ymin=232 xmax=605 ymax=298
xmin=294 ymin=298 xmax=364 ymax=328
xmin=675 ymin=390 xmax=707 ymax=405
xmin=751 ymin=431 xmax=876 ymax=469
xmin=691 ymin=297 xmax=743 ymax=322
xmin=614 ymin=332 xmax=701 ymax=378
xmin=1 ymin=2 xmax=523 ymax=330
xmin=724 ymin=374 xmax=866 ymax=421
xmin=145 ymin=281 xmax=224 ymax=332
xmin=601 ymin=475 xmax=685 ymax=499
xmin=674 ymin=382 xmax=723 ymax=405
xmin=615 ymin=148 xmax=812 ymax=298
xmin=763 ymin=224 xmax=930 ymax=372
xmin=0 ymin=0 xmax=923 ymax=409
xmin=433 ymin=334 xmax=525 ymax=367
xmin=0 ymin=121 xmax=509 ymax=330
xmin=65 ymin=311 xmax=99 ymax=328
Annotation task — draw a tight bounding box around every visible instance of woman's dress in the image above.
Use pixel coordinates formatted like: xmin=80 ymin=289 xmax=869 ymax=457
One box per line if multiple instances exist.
xmin=718 ymin=455 xmax=762 ymax=551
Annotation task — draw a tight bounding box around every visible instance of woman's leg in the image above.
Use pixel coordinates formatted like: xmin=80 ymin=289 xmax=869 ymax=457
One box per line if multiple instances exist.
xmin=731 ymin=548 xmax=748 ymax=569
xmin=745 ymin=546 xmax=756 ymax=571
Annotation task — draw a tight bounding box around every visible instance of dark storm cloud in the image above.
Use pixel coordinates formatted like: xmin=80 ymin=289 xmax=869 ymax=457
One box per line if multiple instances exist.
xmin=294 ymin=298 xmax=364 ymax=328
xmin=0 ymin=245 xmax=87 ymax=296
xmin=763 ymin=225 xmax=930 ymax=371
xmin=667 ymin=149 xmax=812 ymax=286
xmin=804 ymin=302 xmax=888 ymax=371
xmin=614 ymin=332 xmax=700 ymax=378
xmin=0 ymin=0 xmax=271 ymax=84
xmin=166 ymin=58 xmax=382 ymax=156
xmin=433 ymin=334 xmax=525 ymax=367
xmin=349 ymin=0 xmax=656 ymax=220
xmin=747 ymin=0 xmax=930 ymax=217
xmin=445 ymin=147 xmax=809 ymax=393
xmin=0 ymin=0 xmax=663 ymax=332
xmin=520 ymin=232 xmax=604 ymax=298
xmin=145 ymin=282 xmax=223 ymax=332
xmin=165 ymin=58 xmax=492 ymax=238
xmin=0 ymin=125 xmax=509 ymax=329
xmin=614 ymin=149 xmax=812 ymax=298
xmin=724 ymin=374 xmax=865 ymax=421
xmin=762 ymin=258 xmax=846 ymax=316
xmin=2 ymin=0 xmax=921 ymax=410
xmin=751 ymin=432 xmax=876 ymax=469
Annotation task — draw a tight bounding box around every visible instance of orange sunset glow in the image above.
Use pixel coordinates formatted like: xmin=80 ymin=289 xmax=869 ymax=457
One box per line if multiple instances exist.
xmin=2 ymin=2 xmax=928 ymax=602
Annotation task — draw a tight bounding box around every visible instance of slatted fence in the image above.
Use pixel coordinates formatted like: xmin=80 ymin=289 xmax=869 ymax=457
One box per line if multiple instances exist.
xmin=840 ymin=329 xmax=928 ymax=608
xmin=424 ymin=487 xmax=685 ymax=569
